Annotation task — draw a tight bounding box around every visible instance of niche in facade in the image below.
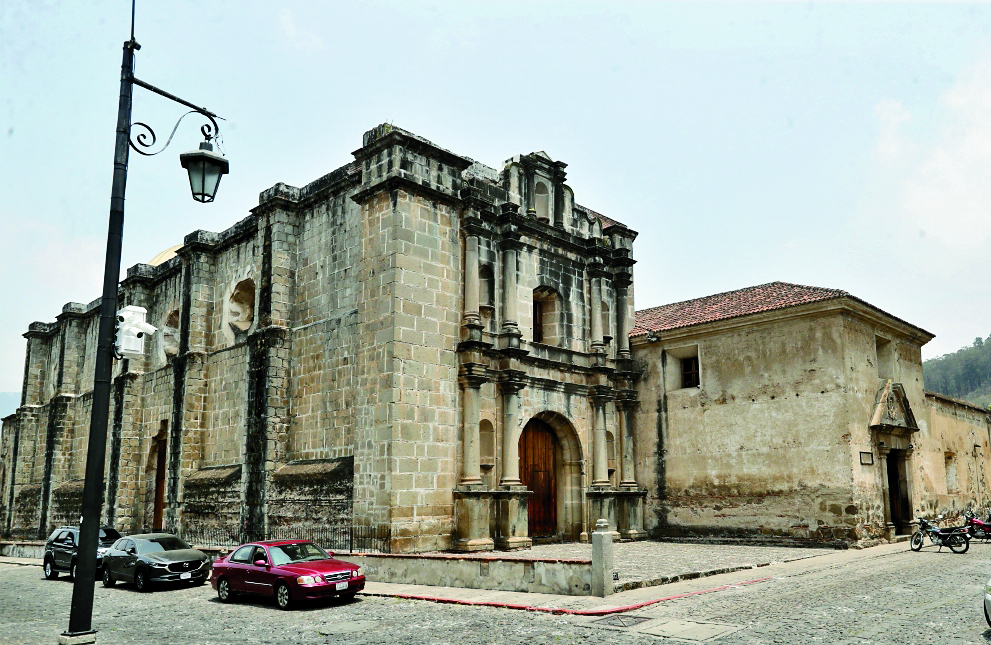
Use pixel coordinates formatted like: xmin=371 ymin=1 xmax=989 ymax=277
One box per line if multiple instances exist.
xmin=228 ymin=279 xmax=256 ymax=334
xmin=533 ymin=286 xmax=563 ymax=347
xmin=479 ymin=419 xmax=496 ymax=488
xmin=161 ymin=310 xmax=180 ymax=358
xmin=479 ymin=264 xmax=495 ymax=328
xmin=875 ymin=336 xmax=894 ymax=380
xmin=534 ymin=182 xmax=551 ymax=223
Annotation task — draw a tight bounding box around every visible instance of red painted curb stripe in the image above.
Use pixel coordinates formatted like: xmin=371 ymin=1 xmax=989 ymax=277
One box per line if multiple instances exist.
xmin=363 ymin=576 xmax=773 ymax=615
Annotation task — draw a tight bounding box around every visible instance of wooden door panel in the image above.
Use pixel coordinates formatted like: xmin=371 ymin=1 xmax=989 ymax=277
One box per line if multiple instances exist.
xmin=520 ymin=421 xmax=557 ymax=537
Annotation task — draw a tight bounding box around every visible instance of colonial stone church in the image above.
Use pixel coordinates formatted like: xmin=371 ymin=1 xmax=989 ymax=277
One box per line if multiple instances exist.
xmin=2 ymin=126 xmax=989 ymax=552
xmin=0 ymin=125 xmax=645 ymax=553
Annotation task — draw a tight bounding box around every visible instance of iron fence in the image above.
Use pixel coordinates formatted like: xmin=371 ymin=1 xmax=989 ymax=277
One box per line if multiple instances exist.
xmin=135 ymin=523 xmax=391 ymax=554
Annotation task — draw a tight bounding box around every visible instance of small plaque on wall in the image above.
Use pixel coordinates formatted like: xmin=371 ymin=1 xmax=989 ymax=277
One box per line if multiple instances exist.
xmin=860 ymin=452 xmax=874 ymax=465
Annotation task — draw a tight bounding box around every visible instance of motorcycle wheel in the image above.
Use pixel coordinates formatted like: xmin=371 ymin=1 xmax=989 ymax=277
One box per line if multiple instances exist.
xmin=910 ymin=532 xmax=924 ymax=551
xmin=948 ymin=534 xmax=970 ymax=554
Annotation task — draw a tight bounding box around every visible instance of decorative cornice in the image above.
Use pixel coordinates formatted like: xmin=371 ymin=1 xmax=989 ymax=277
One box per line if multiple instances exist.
xmin=350 ymin=174 xmax=464 ymax=208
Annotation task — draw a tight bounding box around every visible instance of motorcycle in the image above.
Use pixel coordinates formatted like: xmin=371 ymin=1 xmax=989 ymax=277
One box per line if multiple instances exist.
xmin=965 ymin=510 xmax=991 ymax=541
xmin=911 ymin=516 xmax=970 ymax=553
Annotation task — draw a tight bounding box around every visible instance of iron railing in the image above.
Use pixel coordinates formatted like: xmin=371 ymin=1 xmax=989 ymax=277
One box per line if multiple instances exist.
xmin=134 ymin=523 xmax=391 ymax=554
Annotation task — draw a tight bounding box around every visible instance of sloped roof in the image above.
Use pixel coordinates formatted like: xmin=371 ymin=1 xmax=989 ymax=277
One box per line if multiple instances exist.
xmin=573 ymin=204 xmax=626 ymax=230
xmin=631 ymin=281 xmax=931 ymax=338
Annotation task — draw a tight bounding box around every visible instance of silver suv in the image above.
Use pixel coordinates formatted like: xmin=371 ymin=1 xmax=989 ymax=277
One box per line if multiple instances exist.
xmin=43 ymin=525 xmax=122 ymax=580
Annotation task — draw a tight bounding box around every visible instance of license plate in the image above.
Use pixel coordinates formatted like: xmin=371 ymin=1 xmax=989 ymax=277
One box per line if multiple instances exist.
xmin=335 ymin=581 xmax=348 ymax=590
xmin=180 ymin=572 xmax=191 ymax=580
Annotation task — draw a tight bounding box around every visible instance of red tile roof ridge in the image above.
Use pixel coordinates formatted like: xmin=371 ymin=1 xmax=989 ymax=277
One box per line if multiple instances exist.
xmin=631 ymin=281 xmax=930 ymax=337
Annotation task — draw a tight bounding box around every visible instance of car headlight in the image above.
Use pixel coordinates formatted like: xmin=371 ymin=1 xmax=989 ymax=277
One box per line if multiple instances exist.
xmin=296 ymin=575 xmax=318 ymax=585
xmin=353 ymin=567 xmax=363 ymax=578
xmin=151 ymin=562 xmax=168 ymax=568
xmin=97 ymin=547 xmax=108 ymax=556
xmin=985 ymin=580 xmax=991 ymax=595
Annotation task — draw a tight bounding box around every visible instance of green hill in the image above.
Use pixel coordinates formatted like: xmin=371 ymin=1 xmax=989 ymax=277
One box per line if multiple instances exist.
xmin=923 ymin=335 xmax=991 ymax=409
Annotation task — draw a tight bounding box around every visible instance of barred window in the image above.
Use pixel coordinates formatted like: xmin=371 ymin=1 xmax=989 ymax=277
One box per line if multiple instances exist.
xmin=681 ymin=356 xmax=700 ymax=389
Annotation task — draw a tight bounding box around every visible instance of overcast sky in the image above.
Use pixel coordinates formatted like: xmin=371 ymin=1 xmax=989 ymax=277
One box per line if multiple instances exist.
xmin=2 ymin=1 xmax=991 ymax=394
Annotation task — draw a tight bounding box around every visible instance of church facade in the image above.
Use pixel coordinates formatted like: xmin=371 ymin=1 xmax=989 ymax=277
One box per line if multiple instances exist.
xmin=0 ymin=125 xmax=646 ymax=553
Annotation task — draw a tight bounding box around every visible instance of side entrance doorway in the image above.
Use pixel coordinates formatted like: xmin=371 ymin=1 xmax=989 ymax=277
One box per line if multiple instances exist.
xmin=520 ymin=419 xmax=557 ymax=538
xmin=886 ymin=448 xmax=911 ymax=534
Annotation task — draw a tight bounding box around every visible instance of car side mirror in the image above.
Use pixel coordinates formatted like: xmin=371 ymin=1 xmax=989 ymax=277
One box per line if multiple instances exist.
xmin=327 ymin=551 xmax=334 ymax=558
xmin=254 ymin=559 xmax=268 ymax=567
xmin=127 ymin=548 xmax=136 ymax=555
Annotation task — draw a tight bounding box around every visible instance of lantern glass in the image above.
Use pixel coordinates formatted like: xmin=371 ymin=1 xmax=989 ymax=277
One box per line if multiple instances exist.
xmin=180 ymin=141 xmax=229 ymax=203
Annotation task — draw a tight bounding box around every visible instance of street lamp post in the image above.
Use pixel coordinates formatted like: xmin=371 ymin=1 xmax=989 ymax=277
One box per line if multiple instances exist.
xmin=61 ymin=15 xmax=227 ymax=645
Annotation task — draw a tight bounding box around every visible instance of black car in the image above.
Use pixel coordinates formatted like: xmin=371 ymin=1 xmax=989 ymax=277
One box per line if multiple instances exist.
xmin=102 ymin=533 xmax=210 ymax=591
xmin=44 ymin=525 xmax=122 ymax=580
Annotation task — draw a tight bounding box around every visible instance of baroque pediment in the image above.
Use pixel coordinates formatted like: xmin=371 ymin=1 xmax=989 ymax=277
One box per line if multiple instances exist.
xmin=869 ymin=380 xmax=919 ymax=433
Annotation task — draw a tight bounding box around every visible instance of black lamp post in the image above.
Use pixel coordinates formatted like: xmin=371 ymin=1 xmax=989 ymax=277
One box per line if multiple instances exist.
xmin=61 ymin=8 xmax=227 ymax=644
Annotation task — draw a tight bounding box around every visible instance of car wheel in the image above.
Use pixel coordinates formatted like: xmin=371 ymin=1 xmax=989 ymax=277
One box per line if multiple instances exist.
xmin=274 ymin=582 xmax=293 ymax=610
xmin=134 ymin=568 xmax=150 ymax=592
xmin=910 ymin=532 xmax=924 ymax=551
xmin=102 ymin=566 xmax=116 ymax=588
xmin=69 ymin=561 xmax=77 ymax=580
xmin=217 ymin=577 xmax=236 ymax=603
xmin=44 ymin=558 xmax=58 ymax=580
xmin=949 ymin=534 xmax=970 ymax=554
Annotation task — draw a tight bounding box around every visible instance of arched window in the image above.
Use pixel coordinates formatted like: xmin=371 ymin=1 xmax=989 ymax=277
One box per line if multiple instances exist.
xmin=228 ymin=279 xmax=256 ymax=334
xmin=534 ymin=182 xmax=550 ymax=223
xmin=533 ymin=286 xmax=563 ymax=346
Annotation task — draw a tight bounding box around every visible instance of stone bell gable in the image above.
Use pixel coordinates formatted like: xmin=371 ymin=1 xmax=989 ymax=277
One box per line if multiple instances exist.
xmin=0 ymin=124 xmax=647 ymax=553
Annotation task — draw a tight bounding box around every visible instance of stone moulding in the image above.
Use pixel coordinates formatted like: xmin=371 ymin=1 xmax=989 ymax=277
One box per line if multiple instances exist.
xmin=183 ymin=464 xmax=242 ymax=488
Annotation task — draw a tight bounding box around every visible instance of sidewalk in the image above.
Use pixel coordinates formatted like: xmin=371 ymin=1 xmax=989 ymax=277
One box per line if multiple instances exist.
xmin=360 ymin=540 xmax=910 ymax=615
xmin=1 ymin=540 xmax=912 ymax=616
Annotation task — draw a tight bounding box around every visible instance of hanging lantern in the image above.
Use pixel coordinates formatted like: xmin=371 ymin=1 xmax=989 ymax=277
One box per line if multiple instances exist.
xmin=179 ymin=141 xmax=229 ymax=203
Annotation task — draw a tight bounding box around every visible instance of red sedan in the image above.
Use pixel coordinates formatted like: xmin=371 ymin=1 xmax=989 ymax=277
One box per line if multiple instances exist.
xmin=210 ymin=539 xmax=365 ymax=609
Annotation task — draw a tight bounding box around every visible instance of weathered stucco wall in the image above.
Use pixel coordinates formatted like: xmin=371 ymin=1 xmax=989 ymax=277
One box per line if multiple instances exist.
xmin=635 ymin=311 xmax=857 ymax=542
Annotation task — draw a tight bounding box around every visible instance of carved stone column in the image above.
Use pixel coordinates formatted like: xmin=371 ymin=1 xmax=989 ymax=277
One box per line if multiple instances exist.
xmin=498 ymin=372 xmax=527 ymax=487
xmin=459 ymin=375 xmax=485 ymax=486
xmin=591 ymin=388 xmax=611 ymax=488
xmin=614 ymin=275 xmax=631 ymax=360
xmin=464 ymin=233 xmax=480 ymax=326
xmin=494 ymin=371 xmax=530 ymax=550
xmin=589 ymin=265 xmax=604 ymax=355
xmin=618 ymin=398 xmax=637 ymax=488
xmin=900 ymin=446 xmax=916 ymax=535
xmin=499 ymin=204 xmax=522 ymax=339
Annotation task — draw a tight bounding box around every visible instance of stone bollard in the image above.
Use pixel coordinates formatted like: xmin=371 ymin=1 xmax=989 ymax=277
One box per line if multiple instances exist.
xmin=591 ymin=518 xmax=614 ymax=597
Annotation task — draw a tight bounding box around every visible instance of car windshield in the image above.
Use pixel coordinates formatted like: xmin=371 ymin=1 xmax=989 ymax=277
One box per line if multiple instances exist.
xmin=99 ymin=528 xmax=121 ymax=542
xmin=137 ymin=536 xmax=190 ymax=554
xmin=268 ymin=542 xmax=330 ymax=566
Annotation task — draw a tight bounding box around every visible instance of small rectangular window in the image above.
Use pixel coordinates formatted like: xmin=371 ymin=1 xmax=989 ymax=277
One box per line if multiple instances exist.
xmin=681 ymin=356 xmax=700 ymax=389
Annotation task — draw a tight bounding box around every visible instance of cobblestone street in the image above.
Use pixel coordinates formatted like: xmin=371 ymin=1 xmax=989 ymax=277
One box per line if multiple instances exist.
xmin=2 ymin=541 xmax=991 ymax=645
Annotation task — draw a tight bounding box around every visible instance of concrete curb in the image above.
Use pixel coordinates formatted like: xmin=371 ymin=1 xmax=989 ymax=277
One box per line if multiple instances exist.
xmin=360 ymin=576 xmax=773 ymax=615
xmin=0 ymin=557 xmax=41 ymax=567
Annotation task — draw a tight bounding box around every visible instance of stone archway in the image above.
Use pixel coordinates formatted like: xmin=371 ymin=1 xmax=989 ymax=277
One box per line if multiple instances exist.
xmin=521 ymin=412 xmax=584 ymax=541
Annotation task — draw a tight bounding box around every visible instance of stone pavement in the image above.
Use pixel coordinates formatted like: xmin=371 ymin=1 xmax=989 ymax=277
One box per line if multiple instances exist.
xmin=358 ymin=541 xmax=909 ymax=615
xmin=0 ymin=539 xmax=883 ymax=615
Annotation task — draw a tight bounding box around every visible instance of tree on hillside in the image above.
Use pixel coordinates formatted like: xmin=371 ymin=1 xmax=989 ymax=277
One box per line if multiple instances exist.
xmin=923 ymin=334 xmax=991 ymax=409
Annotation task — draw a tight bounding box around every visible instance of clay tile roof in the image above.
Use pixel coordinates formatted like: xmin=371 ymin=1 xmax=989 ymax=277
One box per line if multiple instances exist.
xmin=574 ymin=204 xmax=625 ymax=230
xmin=631 ymin=281 xmax=852 ymax=336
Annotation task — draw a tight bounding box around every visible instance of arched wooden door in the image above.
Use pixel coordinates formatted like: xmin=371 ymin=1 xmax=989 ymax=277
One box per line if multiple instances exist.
xmin=520 ymin=419 xmax=557 ymax=537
